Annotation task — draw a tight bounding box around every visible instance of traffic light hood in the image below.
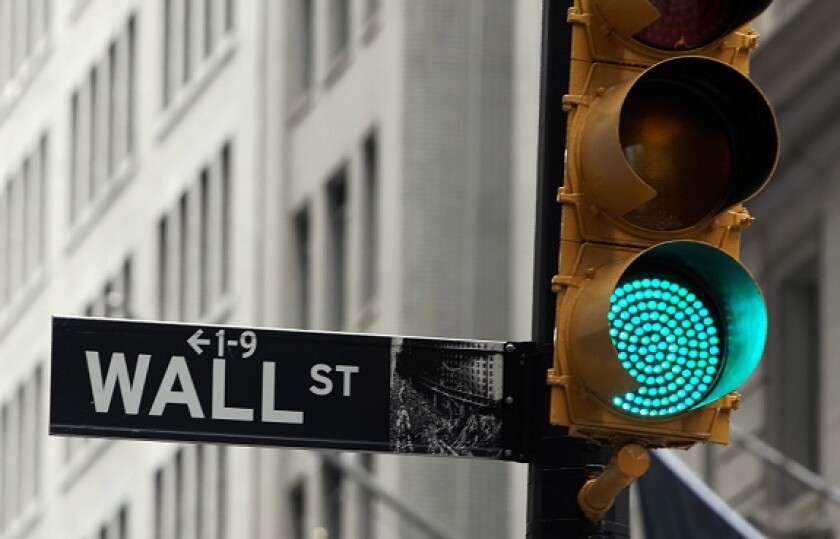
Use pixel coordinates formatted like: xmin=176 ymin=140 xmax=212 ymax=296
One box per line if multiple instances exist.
xmin=578 ymin=56 xmax=779 ymax=234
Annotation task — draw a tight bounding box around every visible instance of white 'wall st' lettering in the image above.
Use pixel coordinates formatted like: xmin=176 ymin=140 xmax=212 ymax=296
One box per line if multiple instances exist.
xmin=84 ymin=351 xmax=361 ymax=424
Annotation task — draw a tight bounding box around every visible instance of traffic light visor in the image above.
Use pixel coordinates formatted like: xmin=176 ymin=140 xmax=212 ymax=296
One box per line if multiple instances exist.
xmin=571 ymin=242 xmax=766 ymax=418
xmin=579 ymin=57 xmax=778 ymax=233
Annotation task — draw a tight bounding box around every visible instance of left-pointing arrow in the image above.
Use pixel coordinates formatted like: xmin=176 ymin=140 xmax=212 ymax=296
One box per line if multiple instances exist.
xmin=188 ymin=329 xmax=211 ymax=354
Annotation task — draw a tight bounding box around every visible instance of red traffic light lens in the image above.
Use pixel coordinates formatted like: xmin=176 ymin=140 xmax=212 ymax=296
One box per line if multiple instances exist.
xmin=633 ymin=0 xmax=739 ymax=50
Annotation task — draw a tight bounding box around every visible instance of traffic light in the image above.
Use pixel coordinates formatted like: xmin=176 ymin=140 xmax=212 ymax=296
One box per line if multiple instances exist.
xmin=549 ymin=0 xmax=778 ymax=448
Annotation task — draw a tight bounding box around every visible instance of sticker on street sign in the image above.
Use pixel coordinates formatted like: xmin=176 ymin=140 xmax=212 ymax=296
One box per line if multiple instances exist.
xmin=50 ymin=317 xmax=528 ymax=459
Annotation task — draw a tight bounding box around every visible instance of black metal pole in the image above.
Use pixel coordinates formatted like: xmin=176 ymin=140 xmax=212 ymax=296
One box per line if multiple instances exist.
xmin=526 ymin=1 xmax=629 ymax=537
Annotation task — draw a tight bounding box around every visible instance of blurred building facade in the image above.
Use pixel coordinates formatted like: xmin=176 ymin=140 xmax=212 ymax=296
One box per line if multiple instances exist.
xmin=0 ymin=1 xmax=542 ymax=539
xmin=16 ymin=2 xmax=840 ymax=539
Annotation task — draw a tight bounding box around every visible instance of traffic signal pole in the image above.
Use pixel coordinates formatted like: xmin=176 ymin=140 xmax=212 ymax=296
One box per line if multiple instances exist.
xmin=526 ymin=1 xmax=629 ymax=537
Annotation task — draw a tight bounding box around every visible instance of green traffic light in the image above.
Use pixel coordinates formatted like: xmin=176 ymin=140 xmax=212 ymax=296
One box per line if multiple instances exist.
xmin=604 ymin=241 xmax=767 ymax=418
xmin=608 ymin=276 xmax=722 ymax=417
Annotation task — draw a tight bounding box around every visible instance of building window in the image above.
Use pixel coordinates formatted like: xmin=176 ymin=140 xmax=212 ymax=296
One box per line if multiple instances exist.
xmin=224 ymin=0 xmax=233 ymax=32
xmin=322 ymin=461 xmax=343 ymax=539
xmin=199 ymin=169 xmax=210 ymax=315
xmin=294 ymin=206 xmax=311 ymax=329
xmin=69 ymin=14 xmax=135 ymax=225
xmin=328 ymin=0 xmax=350 ymax=60
xmin=219 ymin=145 xmax=231 ymax=293
xmin=154 ymin=445 xmax=226 ymax=539
xmin=326 ymin=168 xmax=348 ymax=330
xmin=287 ymin=0 xmax=314 ymax=103
xmin=0 ymin=366 xmax=43 ymax=535
xmin=357 ymin=453 xmax=374 ymax=538
xmin=0 ymin=133 xmax=47 ymax=314
xmin=288 ymin=480 xmax=306 ymax=539
xmin=770 ymin=256 xmax=820 ymax=504
xmin=361 ymin=131 xmax=378 ymax=304
xmin=183 ymin=0 xmax=192 ymax=83
xmin=0 ymin=0 xmax=49 ymax=100
xmin=92 ymin=505 xmax=129 ymax=539
xmin=158 ymin=142 xmax=232 ymax=321
xmin=163 ymin=0 xmax=235 ymax=109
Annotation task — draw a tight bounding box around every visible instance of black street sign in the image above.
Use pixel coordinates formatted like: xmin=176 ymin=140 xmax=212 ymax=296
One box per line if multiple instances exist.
xmin=50 ymin=317 xmax=530 ymax=459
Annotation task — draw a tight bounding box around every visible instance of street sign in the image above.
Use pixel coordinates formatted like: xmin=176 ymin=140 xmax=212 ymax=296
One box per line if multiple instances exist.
xmin=50 ymin=317 xmax=528 ymax=459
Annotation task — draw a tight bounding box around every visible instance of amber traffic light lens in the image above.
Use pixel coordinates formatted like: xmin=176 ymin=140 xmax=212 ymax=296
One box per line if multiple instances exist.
xmin=621 ymin=80 xmax=732 ymax=231
xmin=617 ymin=58 xmax=778 ymax=232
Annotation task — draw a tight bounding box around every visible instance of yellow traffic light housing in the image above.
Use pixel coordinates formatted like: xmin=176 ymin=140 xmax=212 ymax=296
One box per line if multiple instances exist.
xmin=549 ymin=0 xmax=778 ymax=448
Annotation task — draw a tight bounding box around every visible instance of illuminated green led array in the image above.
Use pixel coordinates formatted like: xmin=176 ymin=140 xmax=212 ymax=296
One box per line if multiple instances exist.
xmin=607 ymin=276 xmax=722 ymax=418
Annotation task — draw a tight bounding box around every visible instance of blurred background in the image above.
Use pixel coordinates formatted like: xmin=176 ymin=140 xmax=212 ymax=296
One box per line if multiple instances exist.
xmin=0 ymin=1 xmax=836 ymax=538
